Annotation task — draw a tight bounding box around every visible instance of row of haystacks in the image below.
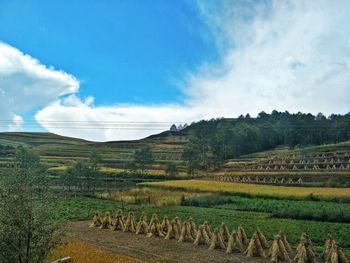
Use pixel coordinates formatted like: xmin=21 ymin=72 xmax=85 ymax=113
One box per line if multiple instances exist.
xmin=90 ymin=211 xmax=349 ymax=263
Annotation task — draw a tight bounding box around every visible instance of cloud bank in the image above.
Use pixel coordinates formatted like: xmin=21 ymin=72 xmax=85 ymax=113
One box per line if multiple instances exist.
xmin=2 ymin=0 xmax=350 ymax=141
xmin=0 ymin=42 xmax=79 ymax=130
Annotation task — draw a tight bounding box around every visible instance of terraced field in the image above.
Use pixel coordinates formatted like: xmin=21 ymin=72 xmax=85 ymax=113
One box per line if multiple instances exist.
xmin=1 ymin=132 xmax=350 ymax=186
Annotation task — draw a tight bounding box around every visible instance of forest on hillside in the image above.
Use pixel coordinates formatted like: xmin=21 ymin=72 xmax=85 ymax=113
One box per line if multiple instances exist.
xmin=182 ymin=111 xmax=350 ymax=171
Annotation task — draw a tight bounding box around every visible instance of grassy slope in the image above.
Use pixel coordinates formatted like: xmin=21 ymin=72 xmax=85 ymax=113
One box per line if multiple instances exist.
xmin=1 ymin=132 xmax=350 ymax=178
xmin=0 ymin=131 xmax=188 ymax=173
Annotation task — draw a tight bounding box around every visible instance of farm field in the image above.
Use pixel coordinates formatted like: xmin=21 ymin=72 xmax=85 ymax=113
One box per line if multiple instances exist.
xmin=143 ymin=180 xmax=350 ymax=199
xmin=97 ymin=187 xmax=210 ymax=206
xmin=48 ymin=239 xmax=143 ymax=263
xmin=54 ymin=196 xmax=350 ymax=255
xmin=65 ymin=221 xmax=266 ymax=263
xmin=1 ymin=132 xmax=350 ymax=262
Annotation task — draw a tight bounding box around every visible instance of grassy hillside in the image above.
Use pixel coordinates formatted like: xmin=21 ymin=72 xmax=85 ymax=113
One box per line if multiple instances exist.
xmin=0 ymin=131 xmax=190 ymax=177
xmin=1 ymin=131 xmax=349 ymax=185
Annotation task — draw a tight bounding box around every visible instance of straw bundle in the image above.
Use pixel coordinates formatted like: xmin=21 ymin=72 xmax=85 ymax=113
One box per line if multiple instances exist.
xmin=237 ymin=225 xmax=249 ymax=246
xmin=148 ymin=213 xmax=159 ymax=230
xmin=279 ymin=231 xmax=292 ymax=255
xmin=226 ymin=231 xmax=245 ymax=254
xmin=178 ymin=222 xmax=195 ymax=243
xmin=324 ymin=237 xmax=348 ymax=263
xmin=135 ymin=215 xmax=149 ymax=235
xmin=165 ymin=219 xmax=181 ymax=240
xmin=188 ymin=217 xmax=197 ymax=239
xmin=219 ymin=223 xmax=230 ymax=242
xmin=268 ymin=234 xmax=291 ymax=263
xmin=256 ymin=228 xmax=269 ymax=249
xmin=147 ymin=217 xmax=165 ymax=238
xmin=138 ymin=212 xmax=148 ymax=224
xmin=293 ymin=233 xmax=316 ymax=263
xmin=161 ymin=215 xmax=170 ymax=234
xmin=123 ymin=212 xmax=137 ymax=233
xmin=208 ymin=228 xmax=226 ymax=250
xmin=203 ymin=221 xmax=213 ymax=239
xmin=100 ymin=212 xmax=112 ymax=229
xmin=89 ymin=212 xmax=102 ymax=227
xmin=245 ymin=232 xmax=266 ymax=258
xmin=323 ymin=235 xmax=335 ymax=260
xmin=112 ymin=210 xmax=125 ymax=231
xmin=193 ymin=225 xmax=211 ymax=246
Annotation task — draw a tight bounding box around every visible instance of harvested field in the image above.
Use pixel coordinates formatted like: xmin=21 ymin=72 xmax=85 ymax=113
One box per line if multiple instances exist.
xmin=48 ymin=239 xmax=143 ymax=263
xmin=143 ymin=180 xmax=350 ymax=199
xmin=66 ymin=221 xmax=268 ymax=263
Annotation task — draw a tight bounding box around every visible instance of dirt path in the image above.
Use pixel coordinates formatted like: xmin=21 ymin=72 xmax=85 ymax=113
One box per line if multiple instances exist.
xmin=67 ymin=221 xmax=269 ymax=263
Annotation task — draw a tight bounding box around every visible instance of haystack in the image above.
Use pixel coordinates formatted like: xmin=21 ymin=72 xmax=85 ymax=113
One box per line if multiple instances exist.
xmin=219 ymin=223 xmax=230 ymax=242
xmin=174 ymin=216 xmax=182 ymax=232
xmin=188 ymin=217 xmax=197 ymax=239
xmin=323 ymin=236 xmax=348 ymax=263
xmin=256 ymin=228 xmax=269 ymax=249
xmin=178 ymin=222 xmax=194 ymax=243
xmin=245 ymin=232 xmax=266 ymax=258
xmin=226 ymin=231 xmax=245 ymax=254
xmin=323 ymin=235 xmax=335 ymax=260
xmin=237 ymin=225 xmax=249 ymax=246
xmin=161 ymin=215 xmax=170 ymax=234
xmin=123 ymin=212 xmax=137 ymax=233
xmin=293 ymin=233 xmax=316 ymax=263
xmin=279 ymin=231 xmax=292 ymax=255
xmin=149 ymin=213 xmax=158 ymax=227
xmin=208 ymin=228 xmax=226 ymax=250
xmin=268 ymin=234 xmax=291 ymax=263
xmin=138 ymin=212 xmax=148 ymax=223
xmin=100 ymin=212 xmax=112 ymax=229
xmin=89 ymin=212 xmax=102 ymax=227
xmin=165 ymin=218 xmax=181 ymax=240
xmin=147 ymin=217 xmax=165 ymax=238
xmin=112 ymin=210 xmax=125 ymax=231
xmin=193 ymin=225 xmax=211 ymax=246
xmin=203 ymin=221 xmax=213 ymax=239
xmin=135 ymin=216 xmax=149 ymax=235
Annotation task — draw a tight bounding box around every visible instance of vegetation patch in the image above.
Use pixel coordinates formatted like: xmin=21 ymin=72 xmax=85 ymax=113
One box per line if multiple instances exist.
xmin=97 ymin=187 xmax=209 ymax=206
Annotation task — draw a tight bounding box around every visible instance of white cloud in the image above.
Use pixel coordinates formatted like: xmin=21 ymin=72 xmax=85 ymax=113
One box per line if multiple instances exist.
xmin=35 ymin=95 xmax=202 ymax=141
xmin=0 ymin=42 xmax=79 ymax=129
xmin=4 ymin=0 xmax=350 ymax=141
xmin=8 ymin=115 xmax=24 ymax=131
xmin=189 ymin=0 xmax=350 ymax=116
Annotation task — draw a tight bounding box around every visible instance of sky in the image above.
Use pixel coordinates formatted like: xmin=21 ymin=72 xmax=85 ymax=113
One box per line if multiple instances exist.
xmin=0 ymin=0 xmax=349 ymax=141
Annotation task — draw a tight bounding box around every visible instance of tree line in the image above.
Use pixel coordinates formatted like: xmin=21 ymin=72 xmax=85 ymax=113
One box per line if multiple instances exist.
xmin=182 ymin=111 xmax=350 ymax=173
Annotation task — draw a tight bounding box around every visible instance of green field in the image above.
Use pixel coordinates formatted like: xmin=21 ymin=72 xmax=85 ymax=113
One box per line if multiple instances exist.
xmin=54 ymin=196 xmax=350 ymax=255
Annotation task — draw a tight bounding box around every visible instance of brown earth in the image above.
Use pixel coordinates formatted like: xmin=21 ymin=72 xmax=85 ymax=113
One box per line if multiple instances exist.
xmin=66 ymin=221 xmax=269 ymax=263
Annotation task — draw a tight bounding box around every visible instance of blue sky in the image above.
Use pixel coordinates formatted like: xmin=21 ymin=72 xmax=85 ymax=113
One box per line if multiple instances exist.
xmin=0 ymin=0 xmax=349 ymax=141
xmin=0 ymin=0 xmax=217 ymax=105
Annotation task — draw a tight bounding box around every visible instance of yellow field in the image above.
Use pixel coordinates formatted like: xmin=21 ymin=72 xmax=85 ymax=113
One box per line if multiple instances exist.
xmin=143 ymin=179 xmax=350 ymax=198
xmin=48 ymin=239 xmax=143 ymax=263
xmin=98 ymin=187 xmax=208 ymax=206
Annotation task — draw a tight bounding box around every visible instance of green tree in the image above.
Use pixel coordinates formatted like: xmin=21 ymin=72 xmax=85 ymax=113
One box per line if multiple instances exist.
xmin=165 ymin=162 xmax=177 ymax=177
xmin=133 ymin=145 xmax=154 ymax=175
xmin=0 ymin=146 xmax=60 ymax=263
xmin=62 ymin=166 xmax=77 ymax=191
xmin=182 ymin=137 xmax=202 ymax=177
xmin=87 ymin=151 xmax=101 ymax=191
